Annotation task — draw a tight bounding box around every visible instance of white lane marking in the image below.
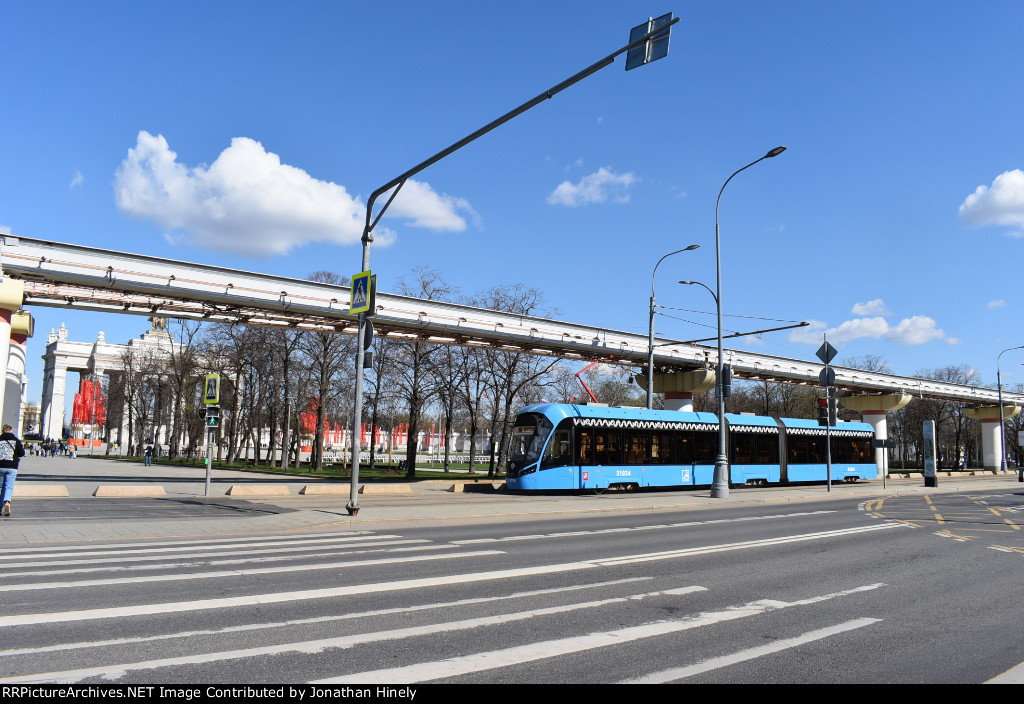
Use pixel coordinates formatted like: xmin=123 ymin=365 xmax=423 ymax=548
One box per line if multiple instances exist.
xmin=0 ymin=585 xmax=708 ymax=683
xmin=0 ymin=561 xmax=595 ymax=628
xmin=622 ymin=617 xmax=883 ymax=683
xmin=452 ymin=511 xmax=838 ymax=544
xmin=314 ymin=584 xmax=886 ymax=684
xmin=0 ymin=539 xmax=432 ymax=571
xmin=0 ymin=550 xmax=504 ymax=593
xmin=589 ymin=524 xmax=904 ymax=566
xmin=1 ymin=543 xmax=457 ymax=579
xmin=0 ymin=531 xmax=380 ymax=558
xmin=0 ymin=577 xmax=652 ymax=657
xmin=0 ymin=523 xmax=902 ymax=621
xmin=986 ymin=659 xmax=1024 ymax=683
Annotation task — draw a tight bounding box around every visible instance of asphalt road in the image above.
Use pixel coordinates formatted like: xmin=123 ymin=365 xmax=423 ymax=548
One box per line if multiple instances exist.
xmin=2 ymin=479 xmax=1024 ymax=684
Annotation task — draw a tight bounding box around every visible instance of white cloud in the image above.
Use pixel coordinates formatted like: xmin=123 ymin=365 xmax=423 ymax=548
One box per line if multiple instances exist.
xmin=886 ymin=316 xmax=945 ymax=345
xmin=114 ymin=131 xmax=474 ymax=257
xmin=851 ymin=298 xmax=891 ymax=316
xmin=989 ymin=299 xmax=1006 ymax=308
xmin=547 ymin=167 xmax=638 ymax=207
xmin=788 ymin=315 xmax=950 ymax=346
xmin=379 ymin=179 xmax=479 ymax=231
xmin=959 ymin=169 xmax=1024 ymax=236
xmin=69 ymin=170 xmax=84 ymax=190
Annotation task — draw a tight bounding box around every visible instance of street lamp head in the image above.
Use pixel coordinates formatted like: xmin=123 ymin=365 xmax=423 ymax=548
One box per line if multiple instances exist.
xmin=765 ymin=146 xmax=787 ymax=158
xmin=684 ymin=244 xmax=701 ymax=251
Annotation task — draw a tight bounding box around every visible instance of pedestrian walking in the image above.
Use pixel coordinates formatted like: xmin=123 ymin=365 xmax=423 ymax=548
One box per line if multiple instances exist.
xmin=144 ymin=444 xmax=153 ymax=466
xmin=0 ymin=424 xmax=26 ymax=518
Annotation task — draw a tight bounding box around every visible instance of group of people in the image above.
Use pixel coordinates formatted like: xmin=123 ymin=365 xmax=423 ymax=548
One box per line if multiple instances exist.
xmin=25 ymin=440 xmax=77 ymax=458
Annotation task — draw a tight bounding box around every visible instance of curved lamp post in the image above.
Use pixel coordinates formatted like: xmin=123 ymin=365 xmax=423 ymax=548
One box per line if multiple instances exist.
xmin=709 ymin=146 xmax=787 ymax=498
xmin=647 ymin=244 xmax=701 ymax=409
xmin=997 ymin=345 xmax=1024 ymax=478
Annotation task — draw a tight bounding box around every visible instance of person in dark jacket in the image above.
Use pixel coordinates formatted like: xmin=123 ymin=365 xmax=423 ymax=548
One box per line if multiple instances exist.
xmin=0 ymin=424 xmax=26 ymax=518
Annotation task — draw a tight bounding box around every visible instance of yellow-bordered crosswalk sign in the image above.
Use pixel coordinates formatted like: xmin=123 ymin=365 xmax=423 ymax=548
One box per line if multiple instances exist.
xmin=350 ymin=270 xmax=372 ymax=315
xmin=204 ymin=374 xmax=220 ymax=405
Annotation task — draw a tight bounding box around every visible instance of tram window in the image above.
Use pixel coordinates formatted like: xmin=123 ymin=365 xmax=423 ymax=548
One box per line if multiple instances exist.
xmin=788 ymin=435 xmax=820 ymax=464
xmin=625 ymin=431 xmax=649 ymax=465
xmin=650 ymin=431 xmax=674 ymax=465
xmin=833 ymin=438 xmax=870 ymax=464
xmin=677 ymin=432 xmax=693 ymax=465
xmin=594 ymin=429 xmax=622 ymax=465
xmin=692 ymin=431 xmax=717 ymax=464
xmin=757 ymin=435 xmax=779 ymax=464
xmin=540 ymin=428 xmax=572 ymax=470
xmin=575 ymin=429 xmax=594 ymax=466
xmin=732 ymin=434 xmax=757 ymax=464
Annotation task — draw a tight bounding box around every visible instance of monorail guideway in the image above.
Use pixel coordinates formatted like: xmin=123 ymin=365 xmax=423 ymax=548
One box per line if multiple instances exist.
xmin=2 ymin=235 xmax=1019 ymax=408
xmin=1 ymin=235 xmax=1021 ymax=482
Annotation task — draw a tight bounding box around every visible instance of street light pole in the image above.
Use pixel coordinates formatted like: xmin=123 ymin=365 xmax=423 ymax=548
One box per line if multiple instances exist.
xmin=648 ymin=245 xmax=700 ymax=409
xmin=710 ymin=146 xmax=787 ymax=499
xmin=346 ymin=18 xmax=679 ymax=515
xmin=996 ymin=345 xmax=1024 ymax=478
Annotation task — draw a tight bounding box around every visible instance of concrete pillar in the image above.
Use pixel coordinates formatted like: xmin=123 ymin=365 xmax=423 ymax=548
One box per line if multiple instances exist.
xmin=41 ymin=363 xmax=67 ymax=441
xmin=860 ymin=410 xmax=889 ymax=476
xmin=0 ymin=279 xmax=24 ymax=435
xmin=4 ymin=311 xmax=32 ymax=434
xmin=664 ymin=391 xmax=694 ymax=412
xmin=964 ymin=405 xmax=1021 ymax=473
xmin=840 ymin=393 xmax=912 ymax=477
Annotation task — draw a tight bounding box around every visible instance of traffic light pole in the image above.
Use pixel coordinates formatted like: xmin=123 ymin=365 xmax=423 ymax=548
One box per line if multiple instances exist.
xmin=346 ymin=16 xmax=680 ymax=516
xmin=205 ymin=426 xmax=213 ymax=497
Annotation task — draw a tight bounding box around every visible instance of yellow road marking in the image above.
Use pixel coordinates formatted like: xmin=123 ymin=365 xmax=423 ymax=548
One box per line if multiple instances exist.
xmin=991 ymin=545 xmax=1024 ymax=555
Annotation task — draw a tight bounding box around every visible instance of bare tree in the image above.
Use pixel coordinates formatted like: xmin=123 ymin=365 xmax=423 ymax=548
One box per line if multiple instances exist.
xmin=298 ymin=271 xmax=354 ymax=471
xmin=391 ymin=267 xmax=456 ymax=478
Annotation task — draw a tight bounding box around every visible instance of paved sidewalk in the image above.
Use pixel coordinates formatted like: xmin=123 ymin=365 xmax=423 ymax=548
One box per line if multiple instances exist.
xmin=2 ymin=454 xmax=1021 ymax=544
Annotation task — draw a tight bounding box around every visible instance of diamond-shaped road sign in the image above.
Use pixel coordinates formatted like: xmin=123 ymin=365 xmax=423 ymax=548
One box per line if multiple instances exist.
xmin=626 ymin=13 xmax=674 ymax=71
xmin=816 ymin=341 xmax=838 ymax=365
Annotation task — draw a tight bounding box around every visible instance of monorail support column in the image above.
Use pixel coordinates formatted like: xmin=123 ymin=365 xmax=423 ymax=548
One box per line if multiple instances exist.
xmin=840 ymin=393 xmax=911 ymax=477
xmin=0 ymin=279 xmax=24 ymax=437
xmin=963 ymin=405 xmax=1021 ymax=473
xmin=664 ymin=392 xmax=693 ymax=412
xmin=3 ymin=311 xmax=32 ymax=432
xmin=635 ymin=368 xmax=716 ymax=409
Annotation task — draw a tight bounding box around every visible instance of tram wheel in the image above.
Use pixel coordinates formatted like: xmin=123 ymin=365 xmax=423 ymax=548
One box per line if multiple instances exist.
xmin=592 ymin=486 xmax=606 ymax=495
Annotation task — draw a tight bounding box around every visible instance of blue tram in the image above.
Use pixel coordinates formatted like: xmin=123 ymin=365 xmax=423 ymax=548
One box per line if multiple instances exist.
xmin=505 ymin=403 xmax=876 ymax=492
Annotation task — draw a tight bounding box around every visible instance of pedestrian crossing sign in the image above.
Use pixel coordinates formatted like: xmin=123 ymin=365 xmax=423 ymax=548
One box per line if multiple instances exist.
xmin=350 ymin=270 xmax=372 ymax=315
xmin=204 ymin=374 xmax=220 ymax=405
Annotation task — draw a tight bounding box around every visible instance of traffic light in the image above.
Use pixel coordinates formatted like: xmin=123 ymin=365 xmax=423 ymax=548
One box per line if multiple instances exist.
xmin=721 ymin=364 xmax=733 ymax=398
xmin=206 ymin=406 xmax=221 ymax=429
xmin=817 ymin=397 xmax=837 ymax=427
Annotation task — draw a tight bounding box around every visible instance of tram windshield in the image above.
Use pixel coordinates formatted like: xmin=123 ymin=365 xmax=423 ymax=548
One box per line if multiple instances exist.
xmin=508 ymin=414 xmax=553 ymax=471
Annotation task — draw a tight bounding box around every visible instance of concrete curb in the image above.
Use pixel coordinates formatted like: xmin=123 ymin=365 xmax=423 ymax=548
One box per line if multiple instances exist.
xmin=300 ymin=484 xmax=360 ymax=495
xmin=362 ymin=484 xmax=413 ymax=495
xmin=93 ymin=485 xmax=167 ymax=497
xmin=13 ymin=485 xmax=69 ymax=497
xmin=226 ymin=485 xmax=291 ymax=496
xmin=447 ymin=482 xmax=505 ymax=493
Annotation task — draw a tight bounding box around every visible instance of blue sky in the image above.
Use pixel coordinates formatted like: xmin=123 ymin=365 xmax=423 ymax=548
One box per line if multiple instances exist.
xmin=2 ymin=1 xmax=1023 ymax=420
